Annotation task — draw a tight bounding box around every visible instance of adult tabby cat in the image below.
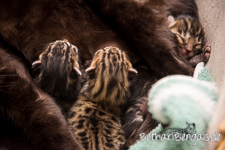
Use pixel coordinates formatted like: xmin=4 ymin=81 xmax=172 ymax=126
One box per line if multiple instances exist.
xmin=32 ymin=40 xmax=82 ymax=118
xmin=0 ymin=0 xmax=208 ymax=149
xmin=68 ymin=47 xmax=138 ymax=150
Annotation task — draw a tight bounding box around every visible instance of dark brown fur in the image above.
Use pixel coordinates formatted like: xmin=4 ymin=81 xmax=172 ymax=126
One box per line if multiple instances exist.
xmin=0 ymin=0 xmax=206 ymax=149
xmin=122 ymin=64 xmax=160 ymax=139
xmin=85 ymin=0 xmax=199 ymax=76
xmin=0 ymin=38 xmax=84 ymax=150
xmin=0 ymin=0 xmax=136 ymax=65
xmin=0 ymin=0 xmax=199 ymax=75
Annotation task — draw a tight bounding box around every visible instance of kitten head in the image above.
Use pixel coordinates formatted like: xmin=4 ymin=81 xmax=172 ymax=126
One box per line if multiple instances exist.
xmin=85 ymin=46 xmax=137 ymax=105
xmin=32 ymin=39 xmax=81 ymax=96
xmin=168 ymin=15 xmax=205 ymax=59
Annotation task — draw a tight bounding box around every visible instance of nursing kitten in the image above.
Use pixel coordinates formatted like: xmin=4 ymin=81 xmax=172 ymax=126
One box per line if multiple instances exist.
xmin=68 ymin=47 xmax=138 ymax=150
xmin=32 ymin=40 xmax=82 ymax=118
xmin=168 ymin=15 xmax=211 ymax=66
xmin=0 ymin=38 xmax=84 ymax=150
xmin=0 ymin=0 xmax=207 ymax=149
xmin=122 ymin=14 xmax=212 ymax=149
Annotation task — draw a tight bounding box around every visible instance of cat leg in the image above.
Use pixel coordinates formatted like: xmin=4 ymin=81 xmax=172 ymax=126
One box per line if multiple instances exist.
xmin=189 ymin=44 xmax=211 ymax=67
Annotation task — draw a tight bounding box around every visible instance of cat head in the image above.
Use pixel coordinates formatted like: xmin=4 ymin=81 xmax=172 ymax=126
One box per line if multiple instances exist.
xmin=168 ymin=15 xmax=205 ymax=59
xmin=185 ymin=122 xmax=196 ymax=134
xmin=32 ymin=39 xmax=81 ymax=97
xmin=85 ymin=46 xmax=137 ymax=105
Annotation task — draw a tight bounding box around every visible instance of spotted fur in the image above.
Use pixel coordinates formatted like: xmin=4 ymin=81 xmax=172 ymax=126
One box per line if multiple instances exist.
xmin=68 ymin=47 xmax=137 ymax=150
xmin=33 ymin=40 xmax=81 ymax=118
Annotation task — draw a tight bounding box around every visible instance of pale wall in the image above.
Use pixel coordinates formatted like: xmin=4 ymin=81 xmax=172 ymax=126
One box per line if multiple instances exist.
xmin=196 ymin=0 xmax=225 ymax=149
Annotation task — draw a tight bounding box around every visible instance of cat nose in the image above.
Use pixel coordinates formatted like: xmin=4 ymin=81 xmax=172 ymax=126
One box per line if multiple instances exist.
xmin=185 ymin=44 xmax=193 ymax=52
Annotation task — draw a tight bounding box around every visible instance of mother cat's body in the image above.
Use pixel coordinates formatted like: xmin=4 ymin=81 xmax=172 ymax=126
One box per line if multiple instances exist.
xmin=0 ymin=0 xmax=202 ymax=149
xmin=0 ymin=0 xmax=198 ymax=74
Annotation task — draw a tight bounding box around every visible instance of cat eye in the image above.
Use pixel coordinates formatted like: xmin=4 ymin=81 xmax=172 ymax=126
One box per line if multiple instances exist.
xmin=194 ymin=43 xmax=202 ymax=50
xmin=194 ymin=43 xmax=202 ymax=46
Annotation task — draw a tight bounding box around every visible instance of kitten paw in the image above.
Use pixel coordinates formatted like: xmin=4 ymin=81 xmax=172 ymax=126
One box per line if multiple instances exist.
xmin=189 ymin=43 xmax=211 ymax=67
xmin=204 ymin=44 xmax=211 ymax=61
xmin=202 ymin=44 xmax=211 ymax=63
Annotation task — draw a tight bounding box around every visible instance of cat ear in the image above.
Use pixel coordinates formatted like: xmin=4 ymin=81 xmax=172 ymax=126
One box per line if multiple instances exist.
xmin=128 ymin=68 xmax=138 ymax=78
xmin=73 ymin=67 xmax=82 ymax=76
xmin=85 ymin=66 xmax=95 ymax=75
xmin=72 ymin=60 xmax=82 ymax=76
xmin=62 ymin=39 xmax=69 ymax=42
xmin=32 ymin=53 xmax=44 ymax=67
xmin=32 ymin=60 xmax=41 ymax=67
xmin=167 ymin=15 xmax=175 ymax=25
xmin=129 ymin=68 xmax=138 ymax=74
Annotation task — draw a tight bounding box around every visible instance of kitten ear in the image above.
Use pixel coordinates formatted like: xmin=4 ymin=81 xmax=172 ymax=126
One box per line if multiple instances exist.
xmin=85 ymin=66 xmax=95 ymax=75
xmin=128 ymin=68 xmax=138 ymax=77
xmin=167 ymin=15 xmax=175 ymax=25
xmin=32 ymin=60 xmax=41 ymax=67
xmin=32 ymin=53 xmax=44 ymax=67
xmin=73 ymin=67 xmax=82 ymax=76
xmin=72 ymin=60 xmax=82 ymax=76
xmin=129 ymin=68 xmax=138 ymax=74
xmin=62 ymin=39 xmax=69 ymax=42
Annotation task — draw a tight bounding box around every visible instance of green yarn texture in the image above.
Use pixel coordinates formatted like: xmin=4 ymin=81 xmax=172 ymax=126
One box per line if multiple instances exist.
xmin=129 ymin=65 xmax=218 ymax=150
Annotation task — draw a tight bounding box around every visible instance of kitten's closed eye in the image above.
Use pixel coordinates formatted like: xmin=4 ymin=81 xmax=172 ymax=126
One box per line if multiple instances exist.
xmin=175 ymin=34 xmax=185 ymax=44
xmin=168 ymin=15 xmax=205 ymax=59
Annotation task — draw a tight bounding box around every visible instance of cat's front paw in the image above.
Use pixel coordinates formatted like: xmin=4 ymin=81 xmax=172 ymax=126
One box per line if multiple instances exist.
xmin=204 ymin=44 xmax=211 ymax=62
xmin=189 ymin=43 xmax=211 ymax=67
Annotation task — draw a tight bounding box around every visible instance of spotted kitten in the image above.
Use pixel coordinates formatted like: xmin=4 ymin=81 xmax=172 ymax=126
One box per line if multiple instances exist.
xmin=68 ymin=46 xmax=138 ymax=150
xmin=168 ymin=15 xmax=211 ymax=66
xmin=32 ymin=39 xmax=82 ymax=118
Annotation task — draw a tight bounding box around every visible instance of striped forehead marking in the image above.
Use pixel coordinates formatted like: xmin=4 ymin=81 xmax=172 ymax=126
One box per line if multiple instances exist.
xmin=89 ymin=46 xmax=131 ymax=103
